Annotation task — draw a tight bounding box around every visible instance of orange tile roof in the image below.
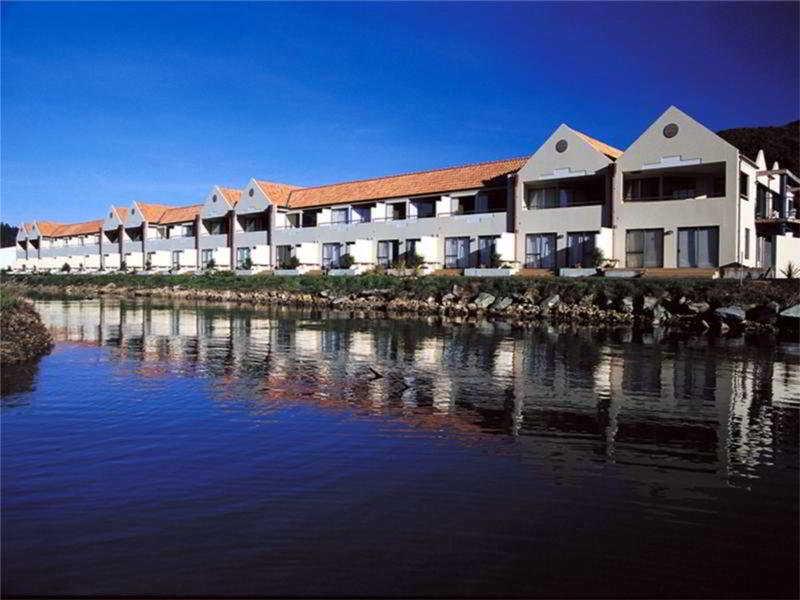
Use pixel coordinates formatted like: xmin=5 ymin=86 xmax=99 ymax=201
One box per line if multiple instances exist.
xmin=42 ymin=219 xmax=103 ymax=238
xmin=573 ymin=129 xmax=623 ymax=159
xmin=134 ymin=202 xmax=172 ymax=223
xmin=35 ymin=221 xmax=64 ymax=236
xmin=284 ymin=157 xmax=526 ymax=209
xmin=112 ymin=206 xmax=129 ymax=223
xmin=218 ymin=187 xmax=242 ymax=206
xmin=159 ymin=204 xmax=202 ymax=224
xmin=254 ymin=180 xmax=302 ymax=207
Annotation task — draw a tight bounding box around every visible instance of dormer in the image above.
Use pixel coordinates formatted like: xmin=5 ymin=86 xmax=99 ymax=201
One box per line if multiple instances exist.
xmin=103 ymin=205 xmax=128 ymax=231
xmin=236 ymin=179 xmax=300 ymax=216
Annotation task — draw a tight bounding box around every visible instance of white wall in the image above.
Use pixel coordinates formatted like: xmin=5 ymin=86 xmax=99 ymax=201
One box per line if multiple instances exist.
xmin=774 ymin=235 xmax=800 ymax=278
xmin=0 ymin=246 xmax=16 ymax=269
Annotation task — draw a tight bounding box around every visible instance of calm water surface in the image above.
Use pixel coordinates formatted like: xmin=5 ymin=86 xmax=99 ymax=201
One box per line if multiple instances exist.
xmin=2 ymin=298 xmax=798 ymax=598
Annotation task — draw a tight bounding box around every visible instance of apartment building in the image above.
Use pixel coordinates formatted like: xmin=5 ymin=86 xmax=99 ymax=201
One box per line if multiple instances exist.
xmin=13 ymin=106 xmax=800 ymax=277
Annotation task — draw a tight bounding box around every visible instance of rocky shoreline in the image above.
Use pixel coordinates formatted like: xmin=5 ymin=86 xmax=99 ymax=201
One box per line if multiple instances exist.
xmin=4 ymin=277 xmax=799 ymax=339
xmin=0 ymin=295 xmax=54 ymax=365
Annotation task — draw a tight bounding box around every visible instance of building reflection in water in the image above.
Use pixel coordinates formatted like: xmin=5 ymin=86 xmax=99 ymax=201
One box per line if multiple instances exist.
xmin=37 ymin=297 xmax=799 ymax=484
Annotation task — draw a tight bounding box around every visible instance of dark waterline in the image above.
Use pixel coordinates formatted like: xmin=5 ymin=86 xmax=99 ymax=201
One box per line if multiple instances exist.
xmin=2 ymin=298 xmax=798 ymax=598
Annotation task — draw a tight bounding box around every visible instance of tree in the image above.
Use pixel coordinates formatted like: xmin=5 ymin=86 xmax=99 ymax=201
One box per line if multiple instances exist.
xmin=0 ymin=223 xmax=19 ymax=248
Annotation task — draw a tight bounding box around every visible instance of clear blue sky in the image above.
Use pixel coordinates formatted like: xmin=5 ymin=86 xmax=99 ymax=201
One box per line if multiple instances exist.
xmin=2 ymin=1 xmax=798 ymax=225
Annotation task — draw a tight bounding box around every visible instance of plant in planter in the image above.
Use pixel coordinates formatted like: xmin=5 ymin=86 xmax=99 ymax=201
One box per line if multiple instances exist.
xmin=205 ymin=258 xmax=216 ymax=271
xmin=339 ymin=254 xmax=355 ymax=269
xmin=145 ymin=258 xmax=153 ymax=271
xmin=782 ymin=261 xmax=797 ymax=279
xmin=590 ymin=247 xmax=607 ymax=268
xmin=490 ymin=251 xmax=503 ymax=268
xmin=120 ymin=260 xmax=127 ymax=272
xmin=242 ymin=257 xmax=253 ymax=270
xmin=61 ymin=262 xmax=71 ymax=273
xmin=406 ymin=252 xmax=424 ymax=268
xmin=281 ymin=256 xmax=300 ymax=270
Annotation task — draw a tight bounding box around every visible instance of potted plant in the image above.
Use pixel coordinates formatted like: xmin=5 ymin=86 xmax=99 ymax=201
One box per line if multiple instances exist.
xmin=61 ymin=262 xmax=71 ymax=273
xmin=281 ymin=256 xmax=300 ymax=270
xmin=339 ymin=254 xmax=355 ymax=269
xmin=242 ymin=257 xmax=253 ymax=270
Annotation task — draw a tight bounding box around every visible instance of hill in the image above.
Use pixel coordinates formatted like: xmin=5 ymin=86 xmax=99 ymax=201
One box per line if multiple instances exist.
xmin=717 ymin=121 xmax=799 ymax=175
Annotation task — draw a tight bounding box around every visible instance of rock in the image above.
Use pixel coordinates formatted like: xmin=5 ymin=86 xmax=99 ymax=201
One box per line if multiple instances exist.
xmin=714 ymin=305 xmax=746 ymax=323
xmin=473 ymin=292 xmax=496 ymax=309
xmin=746 ymin=303 xmax=779 ymax=324
xmin=642 ymin=296 xmax=659 ymax=311
xmin=319 ymin=289 xmax=331 ymax=299
xmin=653 ymin=304 xmax=669 ymax=322
xmin=687 ymin=301 xmax=710 ymax=314
xmin=779 ymin=304 xmax=800 ymax=319
xmin=719 ymin=322 xmax=730 ymax=334
xmin=491 ymin=296 xmax=513 ymax=311
xmin=541 ymin=294 xmax=560 ymax=311
xmin=621 ymin=296 xmax=634 ymax=313
xmin=331 ymin=296 xmax=349 ymax=306
xmin=579 ymin=293 xmax=596 ymax=306
xmin=441 ymin=293 xmax=456 ymax=304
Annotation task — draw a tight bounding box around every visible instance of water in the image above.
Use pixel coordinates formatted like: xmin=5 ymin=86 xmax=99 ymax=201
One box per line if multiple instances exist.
xmin=2 ymin=298 xmax=798 ymax=597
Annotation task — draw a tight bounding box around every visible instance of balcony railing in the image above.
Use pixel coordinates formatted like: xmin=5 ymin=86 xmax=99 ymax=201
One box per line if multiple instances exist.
xmin=525 ymin=199 xmax=603 ymax=209
xmin=624 ymin=193 xmax=725 ymax=203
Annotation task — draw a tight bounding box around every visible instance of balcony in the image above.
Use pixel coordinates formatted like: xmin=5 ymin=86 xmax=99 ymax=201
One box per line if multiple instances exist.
xmin=623 ymin=162 xmax=726 ymax=203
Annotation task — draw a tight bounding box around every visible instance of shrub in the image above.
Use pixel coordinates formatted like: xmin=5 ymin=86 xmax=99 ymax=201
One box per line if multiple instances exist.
xmin=145 ymin=258 xmax=153 ymax=271
xmin=205 ymin=258 xmax=216 ymax=270
xmin=242 ymin=257 xmax=253 ymax=270
xmin=281 ymin=256 xmax=300 ymax=269
xmin=781 ymin=261 xmax=797 ymax=279
xmin=120 ymin=260 xmax=127 ymax=272
xmin=339 ymin=254 xmax=355 ymax=269
xmin=591 ymin=247 xmax=606 ymax=268
xmin=61 ymin=263 xmax=71 ymax=273
xmin=406 ymin=252 xmax=424 ymax=268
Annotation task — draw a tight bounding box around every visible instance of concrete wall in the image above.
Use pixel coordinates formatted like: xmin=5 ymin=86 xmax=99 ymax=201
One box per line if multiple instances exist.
xmin=774 ymin=235 xmax=800 ymax=278
xmin=0 ymin=246 xmax=16 ymax=269
xmin=613 ymin=106 xmax=742 ymax=268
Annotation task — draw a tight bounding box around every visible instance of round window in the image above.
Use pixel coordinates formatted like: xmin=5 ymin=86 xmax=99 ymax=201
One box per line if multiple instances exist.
xmin=663 ymin=123 xmax=679 ymax=138
xmin=249 ymin=188 xmax=254 ymax=197
xmin=212 ymin=194 xmax=217 ymax=202
xmin=109 ymin=212 xmax=113 ymax=218
xmin=555 ymin=139 xmax=568 ymax=153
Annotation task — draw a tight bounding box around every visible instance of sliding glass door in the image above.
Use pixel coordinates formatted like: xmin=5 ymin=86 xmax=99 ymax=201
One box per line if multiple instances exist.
xmin=566 ymin=232 xmax=596 ymax=268
xmin=677 ymin=226 xmax=719 ymax=268
xmin=444 ymin=237 xmax=470 ymax=268
xmin=625 ymin=229 xmax=664 ymax=268
xmin=525 ymin=234 xmax=557 ymax=268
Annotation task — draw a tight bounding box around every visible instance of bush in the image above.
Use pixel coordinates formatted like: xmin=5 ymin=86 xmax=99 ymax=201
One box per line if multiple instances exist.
xmin=339 ymin=254 xmax=355 ymax=269
xmin=406 ymin=252 xmax=424 ymax=268
xmin=205 ymin=258 xmax=216 ymax=270
xmin=61 ymin=263 xmax=71 ymax=273
xmin=281 ymin=256 xmax=300 ymax=269
xmin=242 ymin=257 xmax=253 ymax=270
xmin=781 ymin=261 xmax=797 ymax=279
xmin=120 ymin=260 xmax=127 ymax=272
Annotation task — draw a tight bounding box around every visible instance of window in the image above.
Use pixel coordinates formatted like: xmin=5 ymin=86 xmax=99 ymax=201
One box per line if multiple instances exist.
xmin=624 ymin=178 xmax=660 ymax=201
xmin=322 ymin=243 xmax=342 ymax=268
xmin=626 ymin=229 xmax=664 ymax=268
xmin=286 ymin=213 xmax=300 ymax=228
xmin=478 ymin=236 xmax=499 ymax=267
xmin=712 ymin=177 xmax=726 ymax=197
xmin=566 ymin=232 xmax=596 ymax=268
xmin=172 ymin=250 xmax=181 ymax=269
xmin=276 ymin=245 xmax=293 ymax=268
xmin=452 ymin=196 xmax=475 ymax=215
xmin=352 ymin=205 xmax=372 ymax=223
xmin=414 ymin=198 xmax=437 ymax=219
xmin=405 ymin=239 xmax=420 ymax=261
xmin=301 ymin=211 xmax=318 ymax=228
xmin=389 ymin=203 xmax=406 ymax=221
xmin=241 ymin=215 xmax=265 ymax=232
xmin=677 ymin=226 xmax=719 ymax=268
xmin=236 ymin=247 xmax=251 ymax=269
xmin=331 ymin=208 xmax=349 ymax=225
xmin=201 ymin=249 xmax=214 ymax=269
xmin=662 ymin=176 xmax=696 ymax=200
xmin=739 ymin=173 xmax=749 ymax=199
xmin=525 ymin=234 xmax=557 ymax=268
xmin=444 ymin=237 xmax=470 ymax=269
xmin=127 ymin=228 xmax=143 ymax=242
xmin=377 ymin=240 xmax=399 ymax=267
xmin=744 ymin=227 xmax=751 ymax=260
xmin=206 ymin=219 xmax=227 ymax=235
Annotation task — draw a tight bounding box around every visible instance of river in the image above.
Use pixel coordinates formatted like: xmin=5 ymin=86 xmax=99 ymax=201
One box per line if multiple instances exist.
xmin=2 ymin=298 xmax=798 ymax=597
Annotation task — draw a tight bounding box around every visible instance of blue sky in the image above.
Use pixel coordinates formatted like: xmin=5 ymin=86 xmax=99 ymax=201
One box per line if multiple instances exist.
xmin=2 ymin=1 xmax=798 ymax=225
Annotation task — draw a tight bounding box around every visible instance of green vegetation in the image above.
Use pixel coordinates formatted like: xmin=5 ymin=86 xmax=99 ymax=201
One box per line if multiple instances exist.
xmin=0 ymin=289 xmax=53 ymax=365
xmin=717 ymin=120 xmax=799 ymax=175
xmin=3 ymin=271 xmax=799 ymax=308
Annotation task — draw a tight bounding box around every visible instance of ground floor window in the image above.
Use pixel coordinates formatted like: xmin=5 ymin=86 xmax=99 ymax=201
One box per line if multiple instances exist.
xmin=744 ymin=227 xmax=751 ymax=261
xmin=478 ymin=236 xmax=499 ymax=267
xmin=525 ymin=233 xmax=556 ymax=269
xmin=756 ymin=235 xmax=773 ymax=268
xmin=322 ymin=243 xmax=342 ymax=268
xmin=172 ymin=250 xmax=181 ymax=269
xmin=377 ymin=240 xmax=400 ymax=267
xmin=677 ymin=226 xmax=719 ymax=268
xmin=236 ymin=247 xmax=251 ymax=269
xmin=201 ymin=249 xmax=214 ymax=269
xmin=276 ymin=245 xmax=293 ymax=268
xmin=444 ymin=237 xmax=470 ymax=269
xmin=566 ymin=232 xmax=596 ymax=267
xmin=625 ymin=229 xmax=664 ymax=268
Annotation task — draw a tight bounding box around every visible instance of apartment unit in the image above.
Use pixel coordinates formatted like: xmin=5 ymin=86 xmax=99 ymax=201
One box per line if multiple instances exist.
xmin=13 ymin=106 xmax=800 ymax=277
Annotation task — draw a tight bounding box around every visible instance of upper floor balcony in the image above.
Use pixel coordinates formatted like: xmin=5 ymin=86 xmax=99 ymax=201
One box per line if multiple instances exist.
xmin=622 ymin=162 xmax=726 ymax=203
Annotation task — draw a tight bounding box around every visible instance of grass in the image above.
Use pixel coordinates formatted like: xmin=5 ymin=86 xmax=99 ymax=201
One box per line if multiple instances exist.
xmin=3 ymin=271 xmax=799 ymax=308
